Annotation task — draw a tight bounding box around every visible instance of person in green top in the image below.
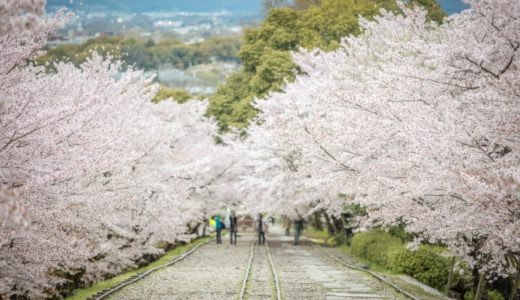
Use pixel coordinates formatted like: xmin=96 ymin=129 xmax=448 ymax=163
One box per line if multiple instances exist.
xmin=215 ymin=215 xmax=223 ymax=244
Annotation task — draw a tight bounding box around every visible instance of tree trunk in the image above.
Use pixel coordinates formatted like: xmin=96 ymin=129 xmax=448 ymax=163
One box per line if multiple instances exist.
xmin=474 ymin=273 xmax=486 ymax=300
xmin=330 ymin=215 xmax=343 ymax=233
xmin=509 ymin=271 xmax=520 ymax=300
xmin=340 ymin=214 xmax=347 ymax=226
xmin=313 ymin=211 xmax=323 ymax=231
xmin=340 ymin=214 xmax=349 ymax=239
xmin=323 ymin=212 xmax=335 ymax=235
xmin=445 ymin=256 xmax=456 ymax=296
xmin=193 ymin=223 xmax=201 ymax=237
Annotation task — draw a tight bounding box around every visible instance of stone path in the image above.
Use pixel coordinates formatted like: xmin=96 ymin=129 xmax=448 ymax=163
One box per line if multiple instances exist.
xmin=110 ymin=225 xmax=402 ymax=300
xmin=109 ymin=234 xmax=254 ymax=300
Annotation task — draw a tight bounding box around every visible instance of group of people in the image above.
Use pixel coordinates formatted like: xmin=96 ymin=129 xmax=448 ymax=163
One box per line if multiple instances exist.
xmin=210 ymin=213 xmax=305 ymax=246
xmin=212 ymin=212 xmax=238 ymax=245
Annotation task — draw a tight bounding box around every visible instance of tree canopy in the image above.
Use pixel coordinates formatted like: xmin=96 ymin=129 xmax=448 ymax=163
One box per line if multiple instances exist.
xmin=207 ymin=0 xmax=446 ymax=131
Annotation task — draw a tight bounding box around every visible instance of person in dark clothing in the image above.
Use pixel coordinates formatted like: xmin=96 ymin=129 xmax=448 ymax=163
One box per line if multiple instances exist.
xmin=283 ymin=216 xmax=291 ymax=236
xmin=257 ymin=214 xmax=266 ymax=245
xmin=229 ymin=211 xmax=238 ymax=245
xmin=215 ymin=215 xmax=223 ymax=244
xmin=294 ymin=216 xmax=304 ymax=245
xmin=202 ymin=216 xmax=208 ymax=237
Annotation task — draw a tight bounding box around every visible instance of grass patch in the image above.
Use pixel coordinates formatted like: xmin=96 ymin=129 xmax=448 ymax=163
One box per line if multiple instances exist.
xmin=304 ymin=228 xmax=332 ymax=245
xmin=305 ymin=228 xmax=329 ymax=241
xmin=338 ymin=245 xmax=392 ymax=274
xmin=67 ymin=236 xmax=212 ymax=300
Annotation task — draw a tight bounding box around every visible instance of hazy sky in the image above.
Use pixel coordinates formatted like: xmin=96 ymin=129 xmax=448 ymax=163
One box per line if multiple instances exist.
xmin=46 ymin=0 xmax=263 ymax=13
xmin=46 ymin=0 xmax=468 ymax=14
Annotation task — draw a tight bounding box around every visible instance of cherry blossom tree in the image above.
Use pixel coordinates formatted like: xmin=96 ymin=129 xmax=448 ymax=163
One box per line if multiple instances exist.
xmin=253 ymin=0 xmax=519 ymax=290
xmin=1 ymin=77 xmax=231 ymax=296
xmin=0 ymin=1 xmax=238 ymax=297
xmin=2 ymin=0 xmax=518 ymax=298
xmin=0 ymin=8 xmax=162 ymax=292
xmin=0 ymin=0 xmax=284 ymax=297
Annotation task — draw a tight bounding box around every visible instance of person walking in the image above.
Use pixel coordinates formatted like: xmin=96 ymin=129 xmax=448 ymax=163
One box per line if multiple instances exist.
xmin=215 ymin=215 xmax=223 ymax=244
xmin=202 ymin=216 xmax=208 ymax=237
xmin=294 ymin=216 xmax=304 ymax=245
xmin=257 ymin=214 xmax=266 ymax=245
xmin=229 ymin=211 xmax=238 ymax=245
xmin=283 ymin=216 xmax=291 ymax=236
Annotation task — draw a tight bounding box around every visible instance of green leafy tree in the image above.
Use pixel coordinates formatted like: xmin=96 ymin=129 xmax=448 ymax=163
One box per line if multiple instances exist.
xmin=293 ymin=0 xmax=321 ymax=10
xmin=207 ymin=0 xmax=446 ymax=131
xmin=250 ymin=48 xmax=297 ymax=97
xmin=409 ymin=0 xmax=446 ymax=22
xmin=152 ymin=86 xmax=192 ymax=103
xmin=206 ymin=73 xmax=255 ymax=131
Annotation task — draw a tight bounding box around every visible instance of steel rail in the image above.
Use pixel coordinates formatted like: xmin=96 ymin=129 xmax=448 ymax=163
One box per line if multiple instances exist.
xmin=302 ymin=236 xmax=420 ymax=300
xmin=322 ymin=249 xmax=420 ymax=300
xmin=305 ymin=238 xmax=421 ymax=300
xmin=239 ymin=240 xmax=257 ymax=300
xmin=90 ymin=238 xmax=214 ymax=300
xmin=265 ymin=241 xmax=282 ymax=300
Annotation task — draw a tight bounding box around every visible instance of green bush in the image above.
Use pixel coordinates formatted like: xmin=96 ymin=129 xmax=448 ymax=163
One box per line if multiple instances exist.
xmin=487 ymin=290 xmax=505 ymax=300
xmin=332 ymin=232 xmax=351 ymax=246
xmin=350 ymin=231 xmax=404 ymax=268
xmin=461 ymin=290 xmax=505 ymax=300
xmin=451 ymin=261 xmax=473 ymax=297
xmin=349 ymin=231 xmax=453 ymax=291
xmin=388 ymin=245 xmax=450 ymax=290
xmin=386 ymin=222 xmax=412 ymax=241
xmin=152 ymin=86 xmax=192 ymax=103
xmin=464 ymin=291 xmax=474 ymax=300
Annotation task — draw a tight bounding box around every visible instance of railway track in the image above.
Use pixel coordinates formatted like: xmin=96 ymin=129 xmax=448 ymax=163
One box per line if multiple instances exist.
xmin=87 ymin=238 xmax=214 ymax=300
xmin=304 ymin=238 xmax=420 ymax=300
xmin=322 ymin=250 xmax=420 ymax=300
xmin=88 ymin=230 xmax=419 ymax=300
xmin=239 ymin=240 xmax=282 ymax=300
xmin=96 ymin=233 xmax=281 ymax=300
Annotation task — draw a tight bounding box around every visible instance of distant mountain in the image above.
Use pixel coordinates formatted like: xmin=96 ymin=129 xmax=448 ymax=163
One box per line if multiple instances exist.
xmin=46 ymin=0 xmax=262 ymax=13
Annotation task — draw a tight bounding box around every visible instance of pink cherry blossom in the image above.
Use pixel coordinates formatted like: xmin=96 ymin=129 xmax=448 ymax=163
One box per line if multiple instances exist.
xmin=253 ymin=0 xmax=519 ymax=278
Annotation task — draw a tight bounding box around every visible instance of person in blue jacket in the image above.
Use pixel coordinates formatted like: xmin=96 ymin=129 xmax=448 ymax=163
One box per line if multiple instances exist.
xmin=215 ymin=215 xmax=223 ymax=244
